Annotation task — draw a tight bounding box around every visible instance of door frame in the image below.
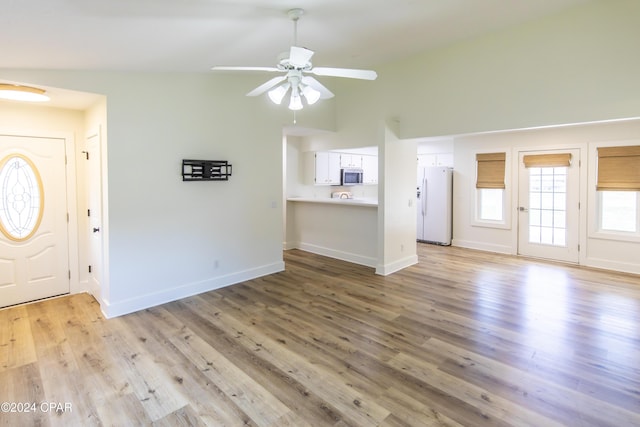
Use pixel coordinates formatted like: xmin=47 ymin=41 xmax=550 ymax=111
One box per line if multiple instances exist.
xmin=510 ymin=144 xmax=588 ymax=266
xmin=0 ymin=129 xmax=81 ymax=296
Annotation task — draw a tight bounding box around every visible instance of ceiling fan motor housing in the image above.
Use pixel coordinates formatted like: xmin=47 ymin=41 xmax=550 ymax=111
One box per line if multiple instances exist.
xmin=277 ymin=51 xmax=312 ymax=71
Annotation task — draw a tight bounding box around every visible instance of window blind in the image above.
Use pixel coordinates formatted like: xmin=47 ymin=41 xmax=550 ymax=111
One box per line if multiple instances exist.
xmin=522 ymin=153 xmax=571 ymax=168
xmin=597 ymin=145 xmax=640 ymax=191
xmin=476 ymin=152 xmax=506 ymax=189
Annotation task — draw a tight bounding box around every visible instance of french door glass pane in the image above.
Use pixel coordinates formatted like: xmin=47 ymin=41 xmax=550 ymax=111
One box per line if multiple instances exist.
xmin=529 ymin=167 xmax=567 ymax=246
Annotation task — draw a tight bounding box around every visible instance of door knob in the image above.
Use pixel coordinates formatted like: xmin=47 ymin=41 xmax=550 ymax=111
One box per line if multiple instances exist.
xmin=518 ymin=207 xmax=528 ymax=212
xmin=93 ymin=227 xmax=100 ymax=233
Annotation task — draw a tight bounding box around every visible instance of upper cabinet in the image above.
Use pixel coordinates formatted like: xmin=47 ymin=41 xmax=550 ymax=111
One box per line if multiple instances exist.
xmin=418 ymin=153 xmax=453 ymax=168
xmin=340 ymin=154 xmax=362 ymax=168
xmin=313 ymin=152 xmax=342 ymax=185
xmin=305 ymin=150 xmax=378 ymax=186
xmin=362 ymin=155 xmax=378 ymax=184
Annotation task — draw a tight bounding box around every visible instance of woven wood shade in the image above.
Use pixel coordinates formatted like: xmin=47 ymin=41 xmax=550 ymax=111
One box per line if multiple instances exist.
xmin=597 ymin=145 xmax=640 ymax=191
xmin=476 ymin=152 xmax=506 ymax=189
xmin=523 ymin=153 xmax=571 ymax=168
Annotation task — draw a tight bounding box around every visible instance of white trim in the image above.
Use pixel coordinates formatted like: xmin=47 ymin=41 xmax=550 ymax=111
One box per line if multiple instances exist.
xmin=470 ymin=149 xmax=512 ymax=230
xmin=375 ymin=254 xmax=418 ymax=276
xmin=295 ymin=242 xmax=377 ymax=268
xmin=99 ymin=261 xmax=285 ymax=319
xmin=511 ymin=144 xmax=586 ymax=264
xmin=587 ymin=139 xmax=640 ymax=242
xmin=452 ymin=238 xmax=511 ymax=254
xmin=584 ymin=257 xmax=640 ymax=276
xmin=0 ymin=128 xmax=81 ymax=297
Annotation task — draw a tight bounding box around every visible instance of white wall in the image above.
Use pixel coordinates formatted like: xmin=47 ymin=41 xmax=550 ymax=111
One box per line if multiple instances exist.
xmin=0 ymin=70 xmax=337 ymax=317
xmin=452 ymin=119 xmax=640 ymax=274
xmin=375 ymin=0 xmax=640 ymax=138
xmin=377 ymin=123 xmax=419 ymax=275
xmin=287 ymin=201 xmax=378 ymax=267
xmin=325 ymin=0 xmax=640 ymax=275
xmin=3 ymin=0 xmax=640 ymax=312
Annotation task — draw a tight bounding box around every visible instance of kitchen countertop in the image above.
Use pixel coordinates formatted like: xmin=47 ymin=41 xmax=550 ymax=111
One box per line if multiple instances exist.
xmin=287 ymin=197 xmax=378 ymax=207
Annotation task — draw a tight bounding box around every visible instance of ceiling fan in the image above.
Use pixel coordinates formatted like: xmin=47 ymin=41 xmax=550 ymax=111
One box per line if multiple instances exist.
xmin=211 ymin=8 xmax=377 ymax=111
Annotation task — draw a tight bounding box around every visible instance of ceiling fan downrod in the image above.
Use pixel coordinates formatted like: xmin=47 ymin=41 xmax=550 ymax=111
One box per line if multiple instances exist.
xmin=288 ymin=8 xmax=304 ymax=46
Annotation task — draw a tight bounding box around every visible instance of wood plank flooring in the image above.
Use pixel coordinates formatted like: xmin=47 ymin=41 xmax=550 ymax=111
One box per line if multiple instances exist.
xmin=1 ymin=244 xmax=639 ymax=426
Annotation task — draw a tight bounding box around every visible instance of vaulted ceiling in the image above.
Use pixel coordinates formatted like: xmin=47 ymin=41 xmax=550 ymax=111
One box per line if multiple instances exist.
xmin=2 ymin=0 xmax=592 ymax=72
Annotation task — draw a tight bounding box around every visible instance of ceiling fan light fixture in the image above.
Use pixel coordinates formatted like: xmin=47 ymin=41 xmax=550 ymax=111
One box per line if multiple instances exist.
xmin=301 ymin=85 xmax=321 ymax=105
xmin=268 ymin=83 xmax=290 ymax=104
xmin=0 ymin=84 xmax=50 ymax=102
xmin=288 ymin=94 xmax=303 ymax=111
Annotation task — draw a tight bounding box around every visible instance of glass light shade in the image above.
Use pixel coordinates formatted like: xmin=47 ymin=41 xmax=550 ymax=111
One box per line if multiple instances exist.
xmin=267 ymin=83 xmax=290 ymax=105
xmin=0 ymin=84 xmax=50 ymax=102
xmin=301 ymin=85 xmax=321 ymax=105
xmin=288 ymin=95 xmax=303 ymax=111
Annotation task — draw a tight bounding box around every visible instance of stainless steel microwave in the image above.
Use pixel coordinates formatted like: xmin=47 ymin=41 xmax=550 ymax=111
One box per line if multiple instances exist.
xmin=341 ymin=168 xmax=363 ymax=185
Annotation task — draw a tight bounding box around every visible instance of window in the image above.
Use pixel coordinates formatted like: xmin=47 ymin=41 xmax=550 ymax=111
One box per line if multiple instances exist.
xmin=478 ymin=189 xmax=504 ymax=221
xmin=0 ymin=154 xmax=44 ymax=241
xmin=600 ymin=191 xmax=638 ymax=233
xmin=475 ymin=152 xmax=506 ymax=223
xmin=596 ymin=145 xmax=640 ymax=235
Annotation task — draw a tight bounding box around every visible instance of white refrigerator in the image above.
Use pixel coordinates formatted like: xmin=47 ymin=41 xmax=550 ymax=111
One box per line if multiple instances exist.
xmin=417 ymin=167 xmax=453 ymax=245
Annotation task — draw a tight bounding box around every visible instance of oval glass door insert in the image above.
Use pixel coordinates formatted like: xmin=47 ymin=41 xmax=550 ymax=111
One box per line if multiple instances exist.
xmin=0 ymin=154 xmax=44 ymax=241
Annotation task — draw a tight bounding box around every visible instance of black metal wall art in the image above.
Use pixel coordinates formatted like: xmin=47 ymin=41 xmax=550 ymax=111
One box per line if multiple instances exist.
xmin=182 ymin=159 xmax=232 ymax=181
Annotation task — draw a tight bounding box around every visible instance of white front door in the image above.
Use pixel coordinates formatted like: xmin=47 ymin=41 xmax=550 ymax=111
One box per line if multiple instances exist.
xmin=517 ymin=149 xmax=580 ymax=263
xmin=0 ymin=135 xmax=70 ymax=308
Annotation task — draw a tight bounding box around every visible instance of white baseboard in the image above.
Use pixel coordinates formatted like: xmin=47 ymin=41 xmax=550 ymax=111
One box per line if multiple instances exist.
xmin=296 ymin=242 xmax=377 ymax=268
xmin=584 ymin=257 xmax=640 ymax=275
xmin=376 ymin=254 xmax=418 ymax=276
xmin=282 ymin=240 xmax=297 ymax=250
xmin=99 ymin=261 xmax=285 ymax=319
xmin=452 ymin=239 xmax=512 ymax=254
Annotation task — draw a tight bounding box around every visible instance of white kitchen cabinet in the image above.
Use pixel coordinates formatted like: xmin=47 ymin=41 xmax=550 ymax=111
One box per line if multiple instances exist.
xmin=418 ymin=153 xmax=453 ymax=167
xmin=340 ymin=154 xmax=363 ymax=168
xmin=314 ymin=152 xmax=342 ymax=185
xmin=361 ymin=154 xmax=378 ymax=184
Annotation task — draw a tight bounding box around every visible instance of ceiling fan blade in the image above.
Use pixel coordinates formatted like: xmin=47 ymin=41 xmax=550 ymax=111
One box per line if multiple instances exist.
xmin=311 ymin=67 xmax=377 ymax=80
xmin=289 ymin=46 xmax=314 ymax=68
xmin=246 ymin=75 xmax=287 ymax=97
xmin=211 ymin=66 xmax=280 ymax=72
xmin=301 ymin=76 xmax=334 ymax=99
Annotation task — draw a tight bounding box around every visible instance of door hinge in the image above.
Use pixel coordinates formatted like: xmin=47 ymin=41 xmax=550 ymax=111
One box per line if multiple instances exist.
xmin=68 ymin=270 xmax=71 ymax=280
xmin=88 ymin=265 xmax=92 ymax=273
xmin=82 ymin=150 xmax=89 ymax=160
xmin=578 ymin=244 xmax=580 ymax=252
xmin=67 ymin=213 xmax=70 ymax=222
xmin=88 ymin=209 xmax=91 ymax=217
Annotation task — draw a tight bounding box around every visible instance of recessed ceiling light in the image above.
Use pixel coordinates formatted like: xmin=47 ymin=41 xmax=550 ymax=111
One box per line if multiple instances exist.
xmin=0 ymin=84 xmax=50 ymax=102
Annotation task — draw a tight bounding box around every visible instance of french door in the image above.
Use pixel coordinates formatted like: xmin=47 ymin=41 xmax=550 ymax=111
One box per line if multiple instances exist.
xmin=517 ymin=149 xmax=580 ymax=263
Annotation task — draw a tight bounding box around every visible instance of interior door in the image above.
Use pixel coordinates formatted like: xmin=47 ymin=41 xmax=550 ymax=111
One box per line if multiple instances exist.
xmin=517 ymin=149 xmax=580 ymax=263
xmin=0 ymin=135 xmax=70 ymax=308
xmin=87 ymin=133 xmax=103 ymax=296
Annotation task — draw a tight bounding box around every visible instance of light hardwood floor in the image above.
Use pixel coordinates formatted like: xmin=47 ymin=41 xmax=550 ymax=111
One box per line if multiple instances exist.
xmin=1 ymin=244 xmax=639 ymax=426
